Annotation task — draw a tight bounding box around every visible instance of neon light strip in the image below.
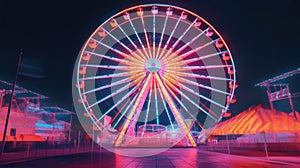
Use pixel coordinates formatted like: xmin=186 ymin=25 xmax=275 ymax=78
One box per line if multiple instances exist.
xmin=85 ymin=51 xmax=134 ymax=66
xmin=169 ymin=18 xmax=197 ymax=50
xmin=92 ymin=38 xmax=144 ymax=65
xmin=155 ymin=14 xmax=169 ymax=58
xmin=166 ymin=38 xmax=220 ymax=64
xmin=81 ymin=64 xmax=143 ymax=71
xmin=156 ymin=82 xmax=173 ymax=127
xmin=83 ymin=73 xmax=145 ymax=95
xmin=162 ymin=75 xmax=218 ymax=120
xmin=88 ymin=75 xmax=144 ymax=109
xmin=161 ymin=27 xmax=210 ymax=63
xmin=115 ymin=73 xmax=153 ymax=146
xmin=163 ymin=83 xmax=205 ymax=130
xmin=113 ymin=19 xmax=147 ymax=61
xmin=164 ymin=72 xmax=230 ymax=96
xmin=165 ymin=70 xmax=231 ymax=81
xmin=128 ymin=16 xmax=150 ymax=59
xmin=158 ymin=14 xmax=182 ymax=60
xmin=154 ymin=79 xmax=159 ymax=125
xmin=35 ymin=123 xmax=63 ymax=129
xmin=160 ymin=18 xmax=197 ymax=61
xmin=130 ymin=76 xmax=153 ymax=130
xmin=142 ymin=81 xmax=153 ymax=136
xmin=166 ymin=64 xmax=232 ymax=71
xmin=140 ymin=13 xmax=153 ymax=58
xmin=152 ymin=11 xmax=156 ymax=58
xmin=167 ymin=51 xmax=227 ymax=67
xmin=96 ymin=78 xmax=144 ymax=123
xmin=154 ymin=72 xmax=197 ymax=147
xmin=80 ymin=70 xmax=143 ymax=80
xmin=112 ymin=93 xmax=139 ymax=129
xmin=110 ymin=97 xmax=131 ymax=126
xmin=101 ymin=27 xmax=145 ymax=63
xmin=165 ymin=72 xmax=229 ymax=103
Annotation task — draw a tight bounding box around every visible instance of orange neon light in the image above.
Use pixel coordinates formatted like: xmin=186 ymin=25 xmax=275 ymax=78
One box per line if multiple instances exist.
xmin=154 ymin=72 xmax=197 ymax=147
xmin=115 ymin=73 xmax=153 ymax=146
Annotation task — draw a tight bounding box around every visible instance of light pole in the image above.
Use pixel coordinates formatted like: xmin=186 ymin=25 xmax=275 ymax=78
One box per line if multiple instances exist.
xmin=0 ymin=49 xmax=23 ymax=159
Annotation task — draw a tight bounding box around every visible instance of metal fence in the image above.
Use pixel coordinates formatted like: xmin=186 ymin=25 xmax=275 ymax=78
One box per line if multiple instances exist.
xmin=0 ymin=141 xmax=97 ymax=165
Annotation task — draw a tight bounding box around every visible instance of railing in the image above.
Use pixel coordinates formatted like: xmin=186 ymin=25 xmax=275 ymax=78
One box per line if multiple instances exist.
xmin=200 ymin=139 xmax=300 ymax=160
xmin=0 ymin=141 xmax=97 ymax=165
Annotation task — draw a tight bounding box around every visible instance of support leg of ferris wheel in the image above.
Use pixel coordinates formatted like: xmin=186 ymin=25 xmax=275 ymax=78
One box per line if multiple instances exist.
xmin=126 ymin=79 xmax=153 ymax=137
xmin=154 ymin=72 xmax=197 ymax=147
xmin=114 ymin=74 xmax=153 ymax=146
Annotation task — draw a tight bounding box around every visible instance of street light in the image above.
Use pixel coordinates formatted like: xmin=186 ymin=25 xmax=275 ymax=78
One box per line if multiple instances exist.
xmin=0 ymin=49 xmax=23 ymax=159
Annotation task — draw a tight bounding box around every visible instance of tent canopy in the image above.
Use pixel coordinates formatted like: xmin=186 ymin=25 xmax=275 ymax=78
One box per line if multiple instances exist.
xmin=211 ymin=104 xmax=300 ymax=135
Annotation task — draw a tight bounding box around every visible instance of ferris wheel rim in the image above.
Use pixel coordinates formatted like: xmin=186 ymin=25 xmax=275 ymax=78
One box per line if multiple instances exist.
xmin=74 ymin=3 xmax=237 ymax=139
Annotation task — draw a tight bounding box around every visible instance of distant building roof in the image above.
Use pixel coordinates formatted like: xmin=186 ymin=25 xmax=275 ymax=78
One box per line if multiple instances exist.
xmin=0 ymin=80 xmax=47 ymax=99
xmin=255 ymin=68 xmax=300 ymax=87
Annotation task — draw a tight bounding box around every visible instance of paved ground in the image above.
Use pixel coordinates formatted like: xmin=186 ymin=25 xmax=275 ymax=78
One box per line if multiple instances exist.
xmin=1 ymin=148 xmax=300 ymax=168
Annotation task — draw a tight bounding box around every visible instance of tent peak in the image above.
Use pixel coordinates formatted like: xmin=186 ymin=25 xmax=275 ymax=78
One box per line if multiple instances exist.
xmin=245 ymin=104 xmax=271 ymax=112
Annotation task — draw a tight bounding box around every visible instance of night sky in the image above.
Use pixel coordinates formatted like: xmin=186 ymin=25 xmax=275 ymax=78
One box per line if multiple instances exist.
xmin=1 ymin=0 xmax=299 ymax=116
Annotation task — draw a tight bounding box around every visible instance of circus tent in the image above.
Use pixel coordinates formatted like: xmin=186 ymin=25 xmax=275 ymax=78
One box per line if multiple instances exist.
xmin=211 ymin=104 xmax=300 ymax=136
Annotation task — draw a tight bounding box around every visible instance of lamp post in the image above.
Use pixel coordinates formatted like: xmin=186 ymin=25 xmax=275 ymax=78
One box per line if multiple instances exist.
xmin=0 ymin=49 xmax=23 ymax=159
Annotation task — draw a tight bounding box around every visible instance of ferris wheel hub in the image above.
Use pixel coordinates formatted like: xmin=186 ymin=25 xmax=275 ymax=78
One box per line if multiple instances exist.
xmin=145 ymin=58 xmax=162 ymax=72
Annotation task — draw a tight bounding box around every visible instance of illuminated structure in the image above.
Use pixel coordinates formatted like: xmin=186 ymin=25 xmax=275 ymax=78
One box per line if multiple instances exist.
xmin=211 ymin=105 xmax=300 ymax=143
xmin=256 ymin=68 xmax=300 ymax=120
xmin=73 ymin=4 xmax=237 ymax=147
xmin=0 ymin=80 xmax=73 ymax=143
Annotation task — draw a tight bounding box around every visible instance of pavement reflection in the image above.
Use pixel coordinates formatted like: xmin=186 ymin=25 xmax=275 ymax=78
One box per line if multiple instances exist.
xmin=3 ymin=148 xmax=299 ymax=168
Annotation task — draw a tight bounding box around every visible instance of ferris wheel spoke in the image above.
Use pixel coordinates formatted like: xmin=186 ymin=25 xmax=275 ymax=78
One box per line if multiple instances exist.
xmin=97 ymin=79 xmax=143 ymax=121
xmin=153 ymin=80 xmax=159 ymax=124
xmin=165 ymin=72 xmax=230 ymax=97
xmin=156 ymin=82 xmax=174 ymax=128
xmin=161 ymin=75 xmax=218 ymax=120
xmin=80 ymin=70 xmax=143 ymax=81
xmin=165 ymin=70 xmax=231 ymax=81
xmin=88 ymin=74 xmax=145 ymax=109
xmin=113 ymin=19 xmax=147 ymax=61
xmin=163 ymin=82 xmax=205 ymax=130
xmin=128 ymin=17 xmax=150 ymax=59
xmin=140 ymin=13 xmax=153 ymax=58
xmin=168 ymin=38 xmax=220 ymax=64
xmin=162 ymin=27 xmax=210 ymax=63
xmin=101 ymin=27 xmax=146 ymax=63
xmin=110 ymin=96 xmax=131 ymax=127
xmin=115 ymin=73 xmax=153 ymax=146
xmin=157 ymin=13 xmax=183 ymax=60
xmin=112 ymin=93 xmax=139 ymax=129
xmin=164 ymin=73 xmax=227 ymax=109
xmin=142 ymin=81 xmax=154 ymax=136
xmin=80 ymin=64 xmax=143 ymax=71
xmin=167 ymin=51 xmax=227 ymax=67
xmin=160 ymin=18 xmax=197 ymax=61
xmin=92 ymin=38 xmax=144 ymax=65
xmin=166 ymin=64 xmax=233 ymax=71
xmin=95 ymin=75 xmax=146 ymax=123
xmin=198 ymin=99 xmax=219 ymax=121
xmin=152 ymin=11 xmax=156 ymax=58
xmin=154 ymin=72 xmax=197 ymax=147
xmin=83 ymin=72 xmax=145 ymax=95
xmin=155 ymin=14 xmax=169 ymax=59
xmin=84 ymin=51 xmax=138 ymax=67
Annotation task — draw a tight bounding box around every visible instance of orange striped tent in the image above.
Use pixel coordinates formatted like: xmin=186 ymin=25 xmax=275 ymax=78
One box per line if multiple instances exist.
xmin=211 ymin=104 xmax=300 ymax=135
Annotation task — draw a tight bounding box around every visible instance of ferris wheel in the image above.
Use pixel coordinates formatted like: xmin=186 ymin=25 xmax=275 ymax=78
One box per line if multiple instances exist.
xmin=73 ymin=4 xmax=237 ymax=147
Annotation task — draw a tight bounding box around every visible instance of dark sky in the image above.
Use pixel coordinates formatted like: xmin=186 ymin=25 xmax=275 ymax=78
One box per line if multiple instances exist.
xmin=1 ymin=0 xmax=299 ymax=115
